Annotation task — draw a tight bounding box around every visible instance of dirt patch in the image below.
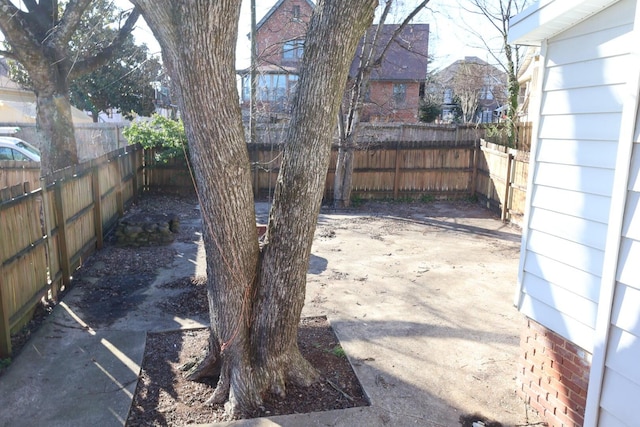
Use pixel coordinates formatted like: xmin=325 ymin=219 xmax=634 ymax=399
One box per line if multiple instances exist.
xmin=127 ymin=277 xmax=368 ymax=425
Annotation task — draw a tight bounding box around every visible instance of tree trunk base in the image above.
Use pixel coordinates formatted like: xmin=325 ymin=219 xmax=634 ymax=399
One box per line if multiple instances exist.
xmin=184 ymin=344 xmax=221 ymax=382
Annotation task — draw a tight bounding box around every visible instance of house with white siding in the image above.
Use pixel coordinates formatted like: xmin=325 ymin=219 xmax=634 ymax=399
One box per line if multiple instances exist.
xmin=509 ymin=0 xmax=639 ymax=426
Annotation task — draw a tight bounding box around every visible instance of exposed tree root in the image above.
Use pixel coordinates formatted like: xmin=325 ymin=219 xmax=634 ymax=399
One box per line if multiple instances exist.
xmin=202 ymin=346 xmax=322 ymax=417
xmin=184 ymin=343 xmax=221 ymax=382
xmin=205 ymin=364 xmax=230 ymax=405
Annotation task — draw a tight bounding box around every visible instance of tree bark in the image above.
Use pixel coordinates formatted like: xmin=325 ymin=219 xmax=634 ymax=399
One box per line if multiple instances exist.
xmin=35 ymin=89 xmax=79 ymax=172
xmin=132 ymin=0 xmax=377 ymax=415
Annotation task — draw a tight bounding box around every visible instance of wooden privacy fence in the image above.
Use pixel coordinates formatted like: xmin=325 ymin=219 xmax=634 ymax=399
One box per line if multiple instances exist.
xmin=0 ymin=146 xmax=143 ymax=357
xmin=248 ymin=139 xmax=529 ymax=216
xmin=475 ymin=139 xmax=530 ymax=225
xmin=481 ymin=122 xmax=533 ymax=152
xmin=248 ymin=140 xmax=477 ymax=201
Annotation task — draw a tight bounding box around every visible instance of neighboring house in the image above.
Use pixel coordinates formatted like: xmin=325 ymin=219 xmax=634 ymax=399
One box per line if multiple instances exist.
xmin=351 ymin=24 xmax=430 ymax=123
xmin=509 ymin=1 xmax=640 ymax=426
xmin=514 ymin=48 xmax=540 ymax=123
xmin=153 ymin=84 xmax=178 ymax=119
xmin=238 ymin=0 xmax=429 ymax=123
xmin=0 ymin=75 xmax=92 ymax=124
xmin=430 ymin=56 xmax=507 ymax=124
xmin=239 ymin=0 xmax=313 ymax=118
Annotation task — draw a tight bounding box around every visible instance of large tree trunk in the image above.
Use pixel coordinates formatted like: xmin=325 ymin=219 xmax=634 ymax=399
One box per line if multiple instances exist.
xmin=20 ymin=58 xmax=80 ymax=174
xmin=34 ymin=88 xmax=80 ymax=174
xmin=132 ymin=0 xmax=377 ymax=416
xmin=333 ymin=140 xmax=355 ymax=208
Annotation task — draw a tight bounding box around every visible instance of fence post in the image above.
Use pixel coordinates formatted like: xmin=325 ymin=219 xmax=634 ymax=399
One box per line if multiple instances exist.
xmin=53 ymin=180 xmax=72 ymax=287
xmin=471 ymin=140 xmax=479 ymax=197
xmin=0 ymin=265 xmax=10 ymax=357
xmin=393 ymin=141 xmax=402 ymax=200
xmin=40 ymin=179 xmax=59 ymax=299
xmin=130 ymin=150 xmax=139 ymax=202
xmin=0 ymin=183 xmax=18 ymax=356
xmin=501 ymin=152 xmax=514 ymax=222
xmin=92 ymin=166 xmax=104 ymax=250
xmin=115 ymin=157 xmax=124 ymax=217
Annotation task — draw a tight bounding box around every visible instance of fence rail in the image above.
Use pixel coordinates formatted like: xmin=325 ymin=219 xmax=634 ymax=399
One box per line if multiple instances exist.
xmin=0 ymin=136 xmax=529 ymax=357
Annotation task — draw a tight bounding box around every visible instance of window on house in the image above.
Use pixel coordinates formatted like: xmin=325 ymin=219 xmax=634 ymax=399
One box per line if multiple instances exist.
xmin=292 ymin=5 xmax=300 ymax=19
xmin=288 ymin=74 xmax=299 ymax=97
xmin=419 ymin=82 xmax=425 ymax=99
xmin=283 ymin=40 xmax=304 ymax=61
xmin=480 ymin=86 xmax=494 ymax=100
xmin=364 ymin=86 xmax=371 ymax=102
xmin=443 ymin=88 xmax=453 ymax=104
xmin=248 ymin=73 xmax=299 ymax=104
xmin=257 ymin=74 xmax=286 ymax=102
xmin=393 ymin=83 xmax=407 ymax=105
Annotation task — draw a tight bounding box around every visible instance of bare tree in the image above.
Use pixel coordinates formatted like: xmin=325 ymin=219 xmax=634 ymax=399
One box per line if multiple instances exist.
xmin=333 ymin=0 xmax=431 ymax=208
xmin=458 ymin=0 xmax=532 ymax=145
xmin=437 ymin=58 xmax=507 ymax=123
xmin=452 ymin=62 xmax=484 ymax=123
xmin=0 ymin=0 xmax=139 ymax=174
xmin=130 ymin=0 xmax=377 ymax=416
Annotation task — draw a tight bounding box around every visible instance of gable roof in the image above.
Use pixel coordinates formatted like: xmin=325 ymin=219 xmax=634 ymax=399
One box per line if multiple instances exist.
xmin=509 ymin=0 xmax=622 ymax=45
xmin=434 ymin=56 xmax=506 ymax=85
xmin=350 ymin=24 xmax=430 ymax=81
xmin=256 ymin=0 xmax=315 ymax=30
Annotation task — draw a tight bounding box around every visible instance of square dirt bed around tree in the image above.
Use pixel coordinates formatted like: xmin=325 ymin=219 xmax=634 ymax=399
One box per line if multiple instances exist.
xmin=126 ymin=316 xmax=369 ymax=425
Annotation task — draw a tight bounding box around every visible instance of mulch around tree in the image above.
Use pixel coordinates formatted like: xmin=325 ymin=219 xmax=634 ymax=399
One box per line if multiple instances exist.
xmin=126 ymin=276 xmax=369 ymax=425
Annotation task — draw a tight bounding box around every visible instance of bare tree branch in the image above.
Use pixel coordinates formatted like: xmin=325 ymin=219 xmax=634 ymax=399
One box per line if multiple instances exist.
xmin=0 ymin=49 xmax=18 ymax=60
xmin=51 ymin=0 xmax=93 ymax=50
xmin=20 ymin=0 xmax=56 ymax=33
xmin=0 ymin=0 xmax=41 ymax=56
xmin=68 ymin=7 xmax=141 ymax=79
xmin=372 ymin=0 xmax=431 ymax=67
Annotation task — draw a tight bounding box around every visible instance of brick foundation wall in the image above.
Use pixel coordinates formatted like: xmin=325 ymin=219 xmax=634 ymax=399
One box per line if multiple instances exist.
xmin=518 ymin=317 xmax=591 ymax=427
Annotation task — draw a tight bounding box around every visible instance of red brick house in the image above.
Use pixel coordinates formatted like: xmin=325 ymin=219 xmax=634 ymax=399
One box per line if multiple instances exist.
xmin=239 ymin=0 xmax=313 ymax=117
xmin=352 ymin=24 xmax=430 ymax=123
xmin=239 ymin=0 xmax=429 ymax=123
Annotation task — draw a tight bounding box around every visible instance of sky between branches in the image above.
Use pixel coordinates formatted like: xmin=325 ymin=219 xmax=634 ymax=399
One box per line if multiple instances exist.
xmin=126 ymin=0 xmax=503 ymax=73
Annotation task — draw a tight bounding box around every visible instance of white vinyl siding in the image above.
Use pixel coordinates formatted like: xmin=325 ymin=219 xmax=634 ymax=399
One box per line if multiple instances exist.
xmin=511 ymin=0 xmax=640 ymax=425
xmin=599 ymin=127 xmax=640 ymax=426
xmin=517 ymin=0 xmax=634 ymax=352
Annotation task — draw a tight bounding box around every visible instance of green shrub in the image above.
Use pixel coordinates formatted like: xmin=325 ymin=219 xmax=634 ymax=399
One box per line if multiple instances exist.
xmin=123 ymin=114 xmax=188 ymax=162
xmin=418 ymin=99 xmax=441 ymax=123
